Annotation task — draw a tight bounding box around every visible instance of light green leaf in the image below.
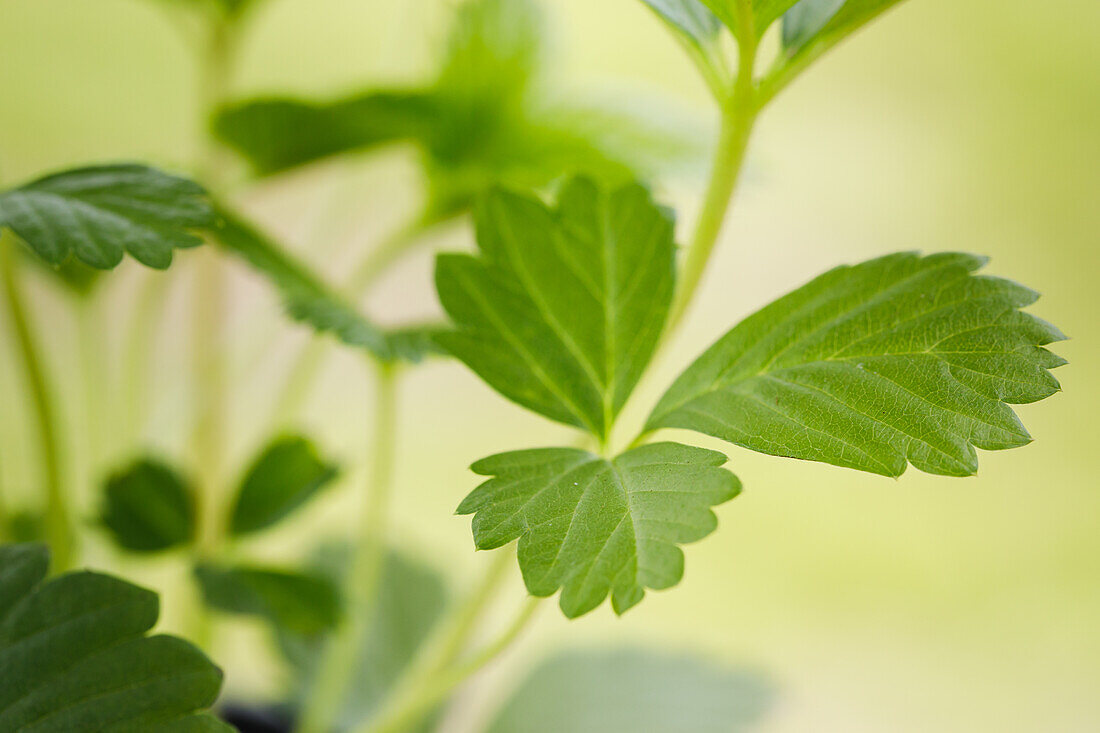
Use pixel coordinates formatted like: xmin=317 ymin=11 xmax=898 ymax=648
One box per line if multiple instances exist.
xmin=751 ymin=0 xmax=805 ymax=36
xmin=435 ymin=178 xmax=676 ymax=439
xmin=228 ymin=435 xmax=339 ymax=537
xmin=212 ymin=205 xmax=392 ymax=359
xmin=639 ymin=0 xmax=723 ymax=49
xmin=0 ymin=543 xmax=230 ymax=732
xmin=101 ymin=458 xmax=196 ymax=553
xmin=279 ymin=547 xmax=448 ymax=731
xmin=648 ymin=252 xmax=1066 ymax=477
xmin=458 ymin=442 xmax=739 ymax=618
xmin=485 ymin=648 xmax=773 ymax=733
xmin=0 ymin=164 xmax=212 ymax=269
xmin=782 ymin=0 xmax=846 ymax=52
xmin=698 ymin=0 xmax=740 ymax=35
xmin=194 ymin=563 xmax=341 ymax=636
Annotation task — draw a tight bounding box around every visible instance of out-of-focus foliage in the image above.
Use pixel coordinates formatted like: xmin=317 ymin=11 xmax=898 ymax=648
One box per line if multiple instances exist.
xmin=215 ymin=0 xmax=696 ymax=220
xmin=101 ymin=458 xmax=196 ymax=553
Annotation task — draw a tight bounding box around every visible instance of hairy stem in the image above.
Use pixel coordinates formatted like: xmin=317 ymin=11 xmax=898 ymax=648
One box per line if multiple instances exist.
xmin=298 ymin=362 xmax=399 ymax=733
xmin=1 ymin=233 xmax=74 ymax=570
xmin=359 ymin=595 xmax=542 ymax=733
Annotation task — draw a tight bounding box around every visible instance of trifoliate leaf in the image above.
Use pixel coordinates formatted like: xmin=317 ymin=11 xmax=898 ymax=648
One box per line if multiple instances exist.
xmin=0 ymin=543 xmax=230 ymax=732
xmin=648 ymin=252 xmax=1066 ymax=477
xmin=485 ymin=648 xmax=773 ymax=733
xmin=0 ymin=164 xmax=212 ymax=269
xmin=639 ymin=0 xmax=723 ymax=51
xmin=279 ymin=547 xmax=448 ymax=732
xmin=101 ymin=458 xmax=196 ymax=553
xmin=228 ymin=435 xmax=338 ymax=537
xmin=435 ymin=178 xmax=675 ymax=440
xmin=781 ymin=0 xmax=846 ymax=52
xmin=458 ymin=442 xmax=739 ymax=618
xmin=194 ymin=563 xmax=341 ymax=636
xmin=212 ymin=206 xmax=392 ymax=359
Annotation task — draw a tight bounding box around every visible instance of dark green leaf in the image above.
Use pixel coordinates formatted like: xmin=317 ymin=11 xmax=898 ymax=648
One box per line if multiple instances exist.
xmin=648 ymin=252 xmax=1066 ymax=477
xmin=485 ymin=648 xmax=773 ymax=733
xmin=640 ymin=0 xmax=723 ymax=49
xmin=781 ymin=0 xmax=846 ymax=52
xmin=279 ymin=547 xmax=448 ymax=731
xmin=458 ymin=442 xmax=739 ymax=618
xmin=0 ymin=543 xmax=229 ymax=732
xmin=212 ymin=205 xmax=392 ymax=359
xmin=0 ymin=164 xmax=213 ymax=269
xmin=229 ymin=435 xmax=338 ymax=536
xmin=101 ymin=458 xmax=196 ymax=552
xmin=435 ymin=178 xmax=676 ymax=439
xmin=194 ymin=563 xmax=341 ymax=635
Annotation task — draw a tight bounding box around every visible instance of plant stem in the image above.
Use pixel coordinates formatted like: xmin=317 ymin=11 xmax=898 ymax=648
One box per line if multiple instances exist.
xmin=268 ymin=215 xmax=430 ymax=429
xmin=121 ymin=270 xmax=175 ymax=448
xmin=298 ymin=362 xmax=399 ymax=733
xmin=190 ymin=10 xmax=238 ymax=559
xmin=358 ymin=595 xmax=542 ymax=733
xmin=666 ymin=4 xmax=759 ymax=334
xmin=0 ymin=233 xmax=74 ymax=570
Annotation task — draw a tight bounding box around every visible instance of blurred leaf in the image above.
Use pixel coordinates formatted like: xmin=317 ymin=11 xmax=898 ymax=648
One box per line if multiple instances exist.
xmin=5 ymin=511 xmax=46 ymax=544
xmin=458 ymin=442 xmax=739 ymax=618
xmin=212 ymin=205 xmax=393 ymax=359
xmin=485 ymin=648 xmax=773 ymax=733
xmin=213 ymin=93 xmax=437 ymax=175
xmin=0 ymin=543 xmax=230 ymax=731
xmin=101 ymin=458 xmax=196 ymax=553
xmin=0 ymin=164 xmax=212 ymax=269
xmin=194 ymin=563 xmax=341 ymax=636
xmin=279 ymin=547 xmax=448 ymax=731
xmin=435 ymin=178 xmax=675 ymax=439
xmin=640 ymin=0 xmax=723 ymax=49
xmin=648 ymin=252 xmax=1066 ymax=477
xmin=384 ymin=324 xmax=449 ymax=364
xmin=751 ymin=0 xmax=805 ymax=36
xmin=699 ymin=0 xmax=740 ymax=35
xmin=214 ymin=0 xmax=692 ymax=218
xmin=229 ymin=435 xmax=338 ymax=537
xmin=781 ymin=0 xmax=846 ymax=52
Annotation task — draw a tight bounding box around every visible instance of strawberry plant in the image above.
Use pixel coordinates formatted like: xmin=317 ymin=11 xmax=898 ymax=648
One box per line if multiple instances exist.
xmin=0 ymin=0 xmax=1067 ymax=731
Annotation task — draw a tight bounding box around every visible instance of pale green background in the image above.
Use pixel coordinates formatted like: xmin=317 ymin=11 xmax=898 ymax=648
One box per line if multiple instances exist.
xmin=0 ymin=1 xmax=1097 ymax=731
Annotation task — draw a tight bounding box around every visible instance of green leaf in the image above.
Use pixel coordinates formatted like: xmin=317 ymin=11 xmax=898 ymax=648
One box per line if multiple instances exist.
xmin=485 ymin=648 xmax=773 ymax=733
xmin=229 ymin=435 xmax=338 ymax=537
xmin=0 ymin=164 xmax=213 ymax=270
xmin=435 ymin=178 xmax=676 ymax=439
xmin=194 ymin=563 xmax=341 ymax=635
xmin=458 ymin=442 xmax=740 ymax=618
xmin=751 ymin=0 xmax=805 ymax=36
xmin=648 ymin=252 xmax=1066 ymax=477
xmin=101 ymin=458 xmax=196 ymax=553
xmin=698 ymin=0 xmax=740 ymax=35
xmin=384 ymin=324 xmax=449 ymax=364
xmin=279 ymin=547 xmax=448 ymax=731
xmin=0 ymin=543 xmax=230 ymax=732
xmin=639 ymin=0 xmax=723 ymax=49
xmin=214 ymin=0 xmax=691 ymax=218
xmin=782 ymin=0 xmax=846 ymax=52
xmin=212 ymin=205 xmax=392 ymax=359
xmin=213 ymin=92 xmax=437 ymax=175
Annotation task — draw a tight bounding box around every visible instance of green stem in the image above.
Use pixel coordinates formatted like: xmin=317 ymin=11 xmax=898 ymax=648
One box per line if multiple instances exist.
xmin=121 ymin=270 xmax=175 ymax=448
xmin=298 ymin=362 xmax=399 ymax=733
xmin=667 ymin=4 xmax=759 ymax=333
xmin=358 ymin=595 xmax=542 ymax=733
xmin=268 ymin=215 xmax=430 ymax=429
xmin=1 ymin=233 xmax=74 ymax=570
xmin=77 ymin=292 xmax=108 ymax=490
